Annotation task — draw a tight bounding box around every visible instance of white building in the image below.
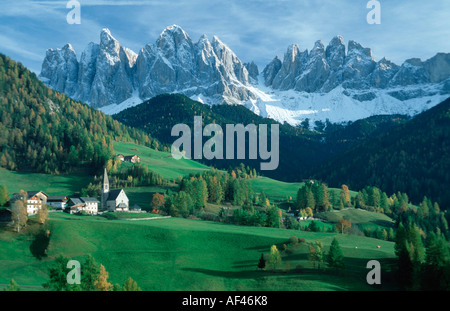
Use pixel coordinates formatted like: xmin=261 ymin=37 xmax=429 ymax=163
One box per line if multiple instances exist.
xmin=67 ymin=197 xmax=99 ymax=215
xmin=47 ymin=196 xmax=68 ymax=210
xmin=12 ymin=191 xmax=48 ymax=215
xmin=101 ymin=168 xmax=129 ymax=212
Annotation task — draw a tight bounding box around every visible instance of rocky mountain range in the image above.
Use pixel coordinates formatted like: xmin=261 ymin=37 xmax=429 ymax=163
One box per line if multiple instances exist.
xmin=40 ymin=25 xmax=255 ymax=109
xmin=39 ymin=25 xmax=450 ymax=125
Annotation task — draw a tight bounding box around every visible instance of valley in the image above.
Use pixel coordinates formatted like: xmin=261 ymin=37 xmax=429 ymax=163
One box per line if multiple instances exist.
xmin=1 ymin=30 xmax=450 ymax=292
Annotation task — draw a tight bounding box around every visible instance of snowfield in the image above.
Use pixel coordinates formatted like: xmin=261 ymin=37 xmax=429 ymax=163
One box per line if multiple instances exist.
xmin=100 ymin=73 xmax=449 ymax=127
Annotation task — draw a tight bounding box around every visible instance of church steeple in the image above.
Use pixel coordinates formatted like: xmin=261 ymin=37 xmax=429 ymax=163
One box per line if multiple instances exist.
xmin=101 ymin=168 xmax=109 ymax=211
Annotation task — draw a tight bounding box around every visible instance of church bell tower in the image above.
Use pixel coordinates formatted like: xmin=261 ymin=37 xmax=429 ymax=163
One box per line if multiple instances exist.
xmin=101 ymin=168 xmax=109 ymax=211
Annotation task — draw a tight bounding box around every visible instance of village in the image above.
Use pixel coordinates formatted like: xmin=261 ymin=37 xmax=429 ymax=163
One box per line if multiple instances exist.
xmin=5 ymin=155 xmax=142 ymax=218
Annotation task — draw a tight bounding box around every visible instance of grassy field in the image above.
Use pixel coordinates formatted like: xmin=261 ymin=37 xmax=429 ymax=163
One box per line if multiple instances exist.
xmin=0 ymin=168 xmax=91 ymax=197
xmin=0 ymin=141 xmax=207 ymax=201
xmin=0 ymin=141 xmax=399 ymax=291
xmin=249 ymin=177 xmax=358 ymax=203
xmin=124 ymin=185 xmax=179 ymax=211
xmin=113 ymin=141 xmax=209 ymax=180
xmin=317 ymin=208 xmax=395 ymax=228
xmin=249 ymin=177 xmax=304 ymax=201
xmin=298 ymin=208 xmax=395 ymax=233
xmin=0 ymin=212 xmax=397 ymax=291
xmin=0 ymin=141 xmax=356 ymax=208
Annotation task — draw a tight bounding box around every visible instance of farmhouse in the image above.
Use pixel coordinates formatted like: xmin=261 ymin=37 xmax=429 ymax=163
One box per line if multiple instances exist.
xmin=101 ymin=168 xmax=129 ymax=212
xmin=47 ymin=196 xmax=68 ymax=210
xmin=130 ymin=204 xmax=142 ymax=212
xmin=118 ymin=154 xmax=141 ymax=163
xmin=11 ymin=191 xmax=48 ymax=215
xmin=66 ymin=197 xmax=99 ymax=215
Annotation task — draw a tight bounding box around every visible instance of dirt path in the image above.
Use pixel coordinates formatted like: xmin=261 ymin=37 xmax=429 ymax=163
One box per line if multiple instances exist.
xmin=124 ymin=216 xmax=172 ymax=221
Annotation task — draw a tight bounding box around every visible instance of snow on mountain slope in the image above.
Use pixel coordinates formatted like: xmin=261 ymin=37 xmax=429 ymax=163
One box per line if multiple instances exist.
xmin=99 ymin=71 xmax=448 ymax=127
xmin=241 ymin=75 xmax=449 ymax=126
xmin=40 ymin=25 xmax=450 ymax=125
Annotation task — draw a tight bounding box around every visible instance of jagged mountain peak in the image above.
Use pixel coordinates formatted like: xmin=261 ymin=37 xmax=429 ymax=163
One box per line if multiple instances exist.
xmin=347 ymin=40 xmax=374 ymax=59
xmin=286 ymin=44 xmax=302 ymax=57
xmin=211 ymin=35 xmax=230 ymax=53
xmin=161 ymin=24 xmax=189 ymax=36
xmin=40 ymin=27 xmax=450 ymax=126
xmin=198 ymin=33 xmax=209 ymax=41
xmin=330 ymin=35 xmax=345 ymax=45
xmin=158 ymin=24 xmax=193 ymax=47
xmin=310 ymin=40 xmax=325 ymax=57
xmin=100 ymin=28 xmax=118 ymax=45
xmin=62 ymin=43 xmax=75 ymax=53
xmin=45 ymin=43 xmax=76 ymax=58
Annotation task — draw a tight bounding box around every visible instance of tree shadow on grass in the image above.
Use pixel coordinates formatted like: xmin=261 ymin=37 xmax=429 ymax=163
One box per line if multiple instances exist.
xmin=181 ymin=267 xmax=292 ymax=279
xmin=182 ymin=255 xmax=398 ymax=290
xmin=29 ymin=229 xmax=50 ymax=260
xmin=181 ymin=267 xmax=354 ymax=290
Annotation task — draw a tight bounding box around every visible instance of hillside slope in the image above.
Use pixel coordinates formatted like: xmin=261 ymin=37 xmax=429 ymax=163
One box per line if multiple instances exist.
xmin=0 ymin=54 xmax=154 ymax=174
xmin=313 ymin=97 xmax=450 ymax=207
xmin=0 ymin=213 xmax=397 ymax=291
xmin=113 ymin=94 xmax=407 ymax=181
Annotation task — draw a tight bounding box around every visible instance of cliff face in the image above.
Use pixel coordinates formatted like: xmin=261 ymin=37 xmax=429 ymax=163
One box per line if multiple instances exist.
xmin=39 ymin=25 xmax=450 ymax=126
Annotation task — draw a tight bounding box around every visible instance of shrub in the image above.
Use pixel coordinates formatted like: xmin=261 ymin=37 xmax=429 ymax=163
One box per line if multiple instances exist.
xmin=198 ymin=211 xmax=219 ymax=222
xmin=288 ymin=236 xmax=299 ymax=245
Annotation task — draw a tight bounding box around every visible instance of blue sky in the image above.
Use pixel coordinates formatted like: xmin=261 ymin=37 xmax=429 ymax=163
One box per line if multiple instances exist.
xmin=1 ymin=0 xmax=449 ymax=73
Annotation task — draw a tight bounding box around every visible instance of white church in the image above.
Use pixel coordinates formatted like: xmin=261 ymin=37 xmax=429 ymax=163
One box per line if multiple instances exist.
xmin=101 ymin=168 xmax=129 ymax=212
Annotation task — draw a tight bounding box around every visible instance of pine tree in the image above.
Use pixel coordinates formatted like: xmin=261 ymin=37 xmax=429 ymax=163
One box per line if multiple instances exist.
xmin=308 ymin=241 xmax=324 ymax=270
xmin=370 ymin=187 xmax=381 ymax=208
xmin=266 ymin=206 xmax=280 ymax=228
xmin=296 ymin=186 xmax=307 ymax=210
xmin=341 ymin=185 xmax=350 ymax=206
xmin=326 ymin=238 xmax=345 ymax=270
xmin=321 ymin=184 xmax=330 ymax=211
xmin=4 ymin=279 xmax=20 ymax=291
xmin=257 ymin=253 xmax=266 ymax=270
xmin=395 ymin=222 xmax=425 ymax=290
xmin=174 ymin=191 xmax=193 ymax=217
xmin=306 ymin=189 xmax=316 ymax=210
xmin=339 ymin=198 xmax=345 ymax=210
xmin=380 ymin=192 xmax=389 ymax=214
xmin=43 ymin=255 xmax=73 ymax=291
xmin=425 ymin=232 xmax=449 ymax=267
xmin=420 ymin=197 xmax=430 ymax=217
xmin=81 ymin=255 xmax=100 ymax=291
xmin=122 ymin=277 xmax=141 ymax=291
xmin=422 ymin=232 xmax=450 ymax=290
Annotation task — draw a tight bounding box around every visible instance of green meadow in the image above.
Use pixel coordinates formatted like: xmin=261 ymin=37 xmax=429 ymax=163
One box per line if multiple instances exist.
xmin=0 ymin=141 xmax=399 ymax=291
xmin=249 ymin=177 xmax=304 ymax=201
xmin=113 ymin=141 xmax=209 ymax=181
xmin=249 ymin=177 xmax=357 ymax=203
xmin=317 ymin=208 xmax=395 ymax=230
xmin=0 ymin=168 xmax=92 ymax=196
xmin=0 ymin=213 xmax=397 ymax=291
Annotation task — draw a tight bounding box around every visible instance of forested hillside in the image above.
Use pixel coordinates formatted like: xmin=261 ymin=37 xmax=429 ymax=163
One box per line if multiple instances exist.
xmin=0 ymin=54 xmax=155 ymax=174
xmin=314 ymin=97 xmax=450 ymax=208
xmin=113 ymin=94 xmax=406 ymax=181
